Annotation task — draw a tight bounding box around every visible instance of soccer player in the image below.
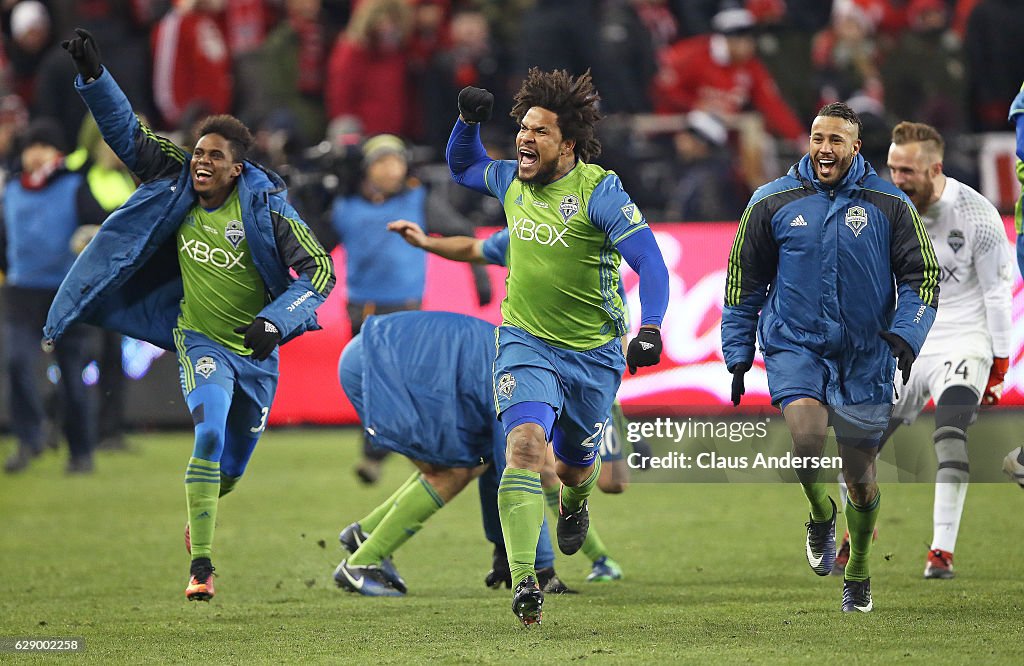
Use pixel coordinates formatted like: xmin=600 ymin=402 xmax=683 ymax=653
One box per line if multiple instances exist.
xmin=831 ymin=121 xmax=1012 ymax=580
xmin=388 ymin=220 xmax=630 ymax=583
xmin=333 ymin=310 xmax=570 ymax=597
xmin=1003 ymin=82 xmax=1024 ymax=489
xmin=723 ymin=103 xmax=939 ymax=612
xmin=44 ymin=29 xmax=335 ymax=601
xmin=447 ymin=69 xmax=670 ymax=625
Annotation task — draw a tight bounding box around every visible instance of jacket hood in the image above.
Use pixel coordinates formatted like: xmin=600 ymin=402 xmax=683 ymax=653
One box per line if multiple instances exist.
xmin=791 ymin=153 xmax=873 ymax=192
xmin=239 ymin=160 xmax=287 ymax=197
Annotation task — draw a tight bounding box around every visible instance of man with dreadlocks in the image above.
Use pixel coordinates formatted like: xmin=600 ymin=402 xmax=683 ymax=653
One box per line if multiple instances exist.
xmin=447 ymin=68 xmax=670 ymax=625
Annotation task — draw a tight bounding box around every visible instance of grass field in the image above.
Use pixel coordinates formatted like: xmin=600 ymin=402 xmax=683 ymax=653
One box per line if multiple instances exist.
xmin=2 ymin=423 xmax=1024 ymax=664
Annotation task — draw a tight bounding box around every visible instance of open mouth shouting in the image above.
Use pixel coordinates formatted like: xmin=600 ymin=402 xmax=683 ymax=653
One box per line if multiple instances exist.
xmin=518 ymin=146 xmax=538 ymax=170
xmin=816 ymin=157 xmax=836 ymax=180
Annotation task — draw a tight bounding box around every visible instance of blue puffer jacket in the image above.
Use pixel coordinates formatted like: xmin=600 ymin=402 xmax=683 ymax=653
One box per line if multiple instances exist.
xmin=43 ymin=70 xmax=334 ymax=351
xmin=721 ymin=154 xmax=939 ymax=405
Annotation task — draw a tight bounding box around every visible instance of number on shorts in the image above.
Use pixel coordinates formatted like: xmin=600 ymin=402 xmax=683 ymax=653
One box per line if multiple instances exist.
xmin=943 ymin=360 xmax=969 ymax=383
xmin=581 ymin=419 xmax=608 ymax=450
xmin=250 ymin=407 xmax=269 ymax=434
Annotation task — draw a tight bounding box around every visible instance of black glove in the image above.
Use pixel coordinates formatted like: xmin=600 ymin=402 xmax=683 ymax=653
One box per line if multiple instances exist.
xmin=233 ymin=317 xmax=281 ymax=361
xmin=484 ymin=544 xmax=511 ymax=589
xmin=626 ymin=327 xmax=662 ymax=375
xmin=729 ymin=362 xmax=752 ymax=407
xmin=61 ymin=28 xmax=103 ymax=81
xmin=458 ymin=86 xmax=494 ymax=124
xmin=880 ymin=331 xmax=915 ymax=385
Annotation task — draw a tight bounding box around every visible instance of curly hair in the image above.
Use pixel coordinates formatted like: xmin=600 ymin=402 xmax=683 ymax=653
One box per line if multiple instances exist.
xmin=196 ymin=115 xmax=254 ymax=163
xmin=510 ymin=68 xmax=603 ymax=162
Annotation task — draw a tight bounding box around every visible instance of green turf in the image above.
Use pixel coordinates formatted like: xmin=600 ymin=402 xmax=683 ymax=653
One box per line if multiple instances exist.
xmin=2 ymin=423 xmax=1023 ymax=664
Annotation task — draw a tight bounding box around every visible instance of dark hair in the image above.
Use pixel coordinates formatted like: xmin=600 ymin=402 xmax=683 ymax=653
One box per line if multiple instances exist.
xmin=816 ymin=102 xmax=862 ymax=139
xmin=195 ymin=115 xmax=254 ymax=163
xmin=891 ymin=120 xmax=944 ymax=157
xmin=510 ymin=68 xmax=602 ymax=162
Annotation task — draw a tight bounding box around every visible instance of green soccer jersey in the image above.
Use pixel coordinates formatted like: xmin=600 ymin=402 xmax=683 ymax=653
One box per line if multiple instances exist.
xmin=176 ymin=189 xmax=265 ymax=354
xmin=483 ymin=159 xmax=648 ymax=350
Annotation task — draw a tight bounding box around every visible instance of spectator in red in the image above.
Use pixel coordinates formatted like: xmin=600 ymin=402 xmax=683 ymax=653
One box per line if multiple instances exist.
xmin=651 ymin=7 xmax=804 ymax=142
xmin=326 ymin=0 xmax=414 ymax=138
xmin=151 ymin=0 xmax=233 ymax=130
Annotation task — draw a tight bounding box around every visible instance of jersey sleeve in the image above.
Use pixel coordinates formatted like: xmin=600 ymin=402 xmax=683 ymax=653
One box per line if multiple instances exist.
xmin=483 ymin=160 xmax=517 ymax=203
xmin=971 ymin=207 xmax=1014 ymax=357
xmin=481 ymin=228 xmax=509 ymax=266
xmin=586 ymin=173 xmax=649 ymax=244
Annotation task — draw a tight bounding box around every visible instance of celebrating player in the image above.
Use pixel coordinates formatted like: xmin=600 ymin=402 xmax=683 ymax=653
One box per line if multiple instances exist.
xmin=723 ymin=103 xmax=939 ymax=612
xmin=333 ymin=310 xmax=571 ymax=597
xmin=832 ymin=121 xmax=1012 ymax=580
xmin=44 ymin=29 xmax=335 ymax=601
xmin=387 ymin=221 xmax=631 ymax=583
xmin=447 ymin=69 xmax=670 ymax=624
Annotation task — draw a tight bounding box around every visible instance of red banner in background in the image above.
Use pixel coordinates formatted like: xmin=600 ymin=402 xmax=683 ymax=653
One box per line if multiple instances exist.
xmin=272 ymin=219 xmax=1024 ymax=425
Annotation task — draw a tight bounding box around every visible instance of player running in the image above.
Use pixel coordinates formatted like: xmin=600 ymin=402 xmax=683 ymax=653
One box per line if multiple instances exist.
xmin=834 ymin=121 xmax=1012 ymax=580
xmin=447 ymin=69 xmax=670 ymax=624
xmin=388 ymin=221 xmax=631 ymax=583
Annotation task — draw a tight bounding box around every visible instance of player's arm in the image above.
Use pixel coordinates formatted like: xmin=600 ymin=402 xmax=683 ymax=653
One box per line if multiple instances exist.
xmin=259 ymin=199 xmax=336 ymax=340
xmin=588 ymin=176 xmax=669 ymax=372
xmin=721 ymin=198 xmax=777 ymax=371
xmin=446 ymin=119 xmax=495 ymax=197
xmin=64 ymin=29 xmax=184 ymax=183
xmin=387 ymin=219 xmax=487 ymax=263
xmin=888 ymin=200 xmax=940 ymax=356
xmin=973 ymin=211 xmax=1015 ymax=404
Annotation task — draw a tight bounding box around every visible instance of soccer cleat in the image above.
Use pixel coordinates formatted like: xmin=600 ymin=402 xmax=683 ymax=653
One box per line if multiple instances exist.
xmin=556 ymin=487 xmax=589 ymax=555
xmin=586 ymin=555 xmax=623 ymax=582
xmin=337 ymin=522 xmax=407 ymax=593
xmin=354 ymin=459 xmax=382 ymax=485
xmin=805 ymin=497 xmax=837 ymax=576
xmin=185 ymin=558 xmax=216 ymax=601
xmin=511 ymin=576 xmax=544 ymax=626
xmin=536 ymin=567 xmax=575 ymax=594
xmin=841 ymin=578 xmax=873 ymax=613
xmin=484 ymin=544 xmax=512 ymax=589
xmin=924 ymin=548 xmax=954 ymax=579
xmin=1002 ymin=447 xmax=1024 ymax=489
xmin=333 ymin=559 xmax=404 ymax=597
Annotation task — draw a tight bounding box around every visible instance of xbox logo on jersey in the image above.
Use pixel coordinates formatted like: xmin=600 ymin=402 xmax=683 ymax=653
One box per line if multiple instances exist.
xmin=509 ymin=215 xmax=569 ymax=247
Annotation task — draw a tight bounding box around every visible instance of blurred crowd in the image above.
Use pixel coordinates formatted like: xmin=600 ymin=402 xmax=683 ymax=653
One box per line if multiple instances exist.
xmin=0 ymin=0 xmax=1019 ymax=228
xmin=2 ymin=0 xmax=1024 ymax=474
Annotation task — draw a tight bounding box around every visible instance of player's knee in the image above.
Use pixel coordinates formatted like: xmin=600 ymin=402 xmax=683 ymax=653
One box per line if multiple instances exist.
xmin=192 ymin=422 xmax=225 ymax=461
xmin=934 ymin=385 xmax=978 ymax=433
xmin=598 ymin=477 xmax=628 ymax=494
xmin=506 ymin=425 xmax=546 ymax=467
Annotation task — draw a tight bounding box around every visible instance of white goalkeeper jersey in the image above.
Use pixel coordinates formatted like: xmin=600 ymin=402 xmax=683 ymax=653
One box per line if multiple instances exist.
xmin=917 ymin=176 xmax=1013 ymax=359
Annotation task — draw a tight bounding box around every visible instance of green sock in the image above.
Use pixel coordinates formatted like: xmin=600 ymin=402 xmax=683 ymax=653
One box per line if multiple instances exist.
xmin=185 ymin=457 xmax=220 ymax=560
xmin=580 ymin=521 xmax=610 ymax=562
xmin=219 ymin=473 xmax=240 ymax=498
xmin=348 ymin=476 xmax=444 ymax=566
xmin=800 ymin=481 xmax=833 ymax=523
xmin=360 ymin=471 xmax=421 ymax=533
xmin=543 ymin=485 xmax=560 ymax=515
xmin=561 ymin=457 xmax=602 ymax=512
xmin=844 ymin=491 xmax=880 ymax=581
xmin=498 ymin=468 xmax=544 ymax=587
